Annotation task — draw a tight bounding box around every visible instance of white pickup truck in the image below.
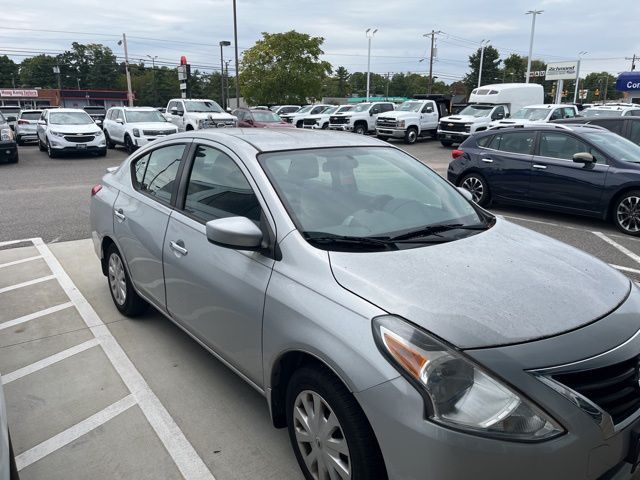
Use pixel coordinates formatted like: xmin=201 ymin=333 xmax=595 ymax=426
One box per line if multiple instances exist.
xmin=165 ymin=98 xmax=237 ymax=131
xmin=490 ymin=104 xmax=579 ymax=129
xmin=375 ymin=99 xmax=439 ymax=144
xmin=329 ymin=101 xmax=395 ymax=134
xmin=437 ymin=83 xmax=544 ymax=146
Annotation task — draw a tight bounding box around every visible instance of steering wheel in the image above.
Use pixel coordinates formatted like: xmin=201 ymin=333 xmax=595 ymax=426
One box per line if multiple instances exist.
xmin=366 ymin=194 xmax=394 ymax=211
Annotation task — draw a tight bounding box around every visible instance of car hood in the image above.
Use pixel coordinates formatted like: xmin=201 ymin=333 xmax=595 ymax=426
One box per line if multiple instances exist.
xmin=127 ymin=122 xmax=177 ymax=130
xmin=187 ymin=112 xmax=236 ymax=121
xmin=48 ymin=123 xmax=101 ymax=133
xmin=379 ymin=111 xmax=419 ymax=120
xmin=440 ymin=115 xmax=487 ymax=123
xmin=329 ymin=219 xmax=630 ymax=349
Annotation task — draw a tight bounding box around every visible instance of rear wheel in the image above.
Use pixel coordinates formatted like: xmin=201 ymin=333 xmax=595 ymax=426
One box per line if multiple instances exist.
xmin=404 ymin=126 xmax=418 ymax=144
xmin=106 ymin=244 xmax=147 ymax=316
xmin=286 ymin=366 xmax=387 ymax=480
xmin=613 ymin=190 xmax=640 ymax=236
xmin=459 ymin=173 xmax=490 ymax=206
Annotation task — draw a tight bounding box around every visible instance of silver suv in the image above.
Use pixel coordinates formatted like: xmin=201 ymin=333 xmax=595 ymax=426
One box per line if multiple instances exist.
xmin=90 ymin=128 xmax=640 ymax=480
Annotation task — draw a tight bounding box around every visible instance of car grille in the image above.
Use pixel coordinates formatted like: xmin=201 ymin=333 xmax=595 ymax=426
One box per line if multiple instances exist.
xmin=439 ymin=121 xmax=467 ymax=133
xmin=143 ymin=129 xmax=172 ymax=136
xmin=302 ymin=118 xmax=317 ymax=126
xmin=377 ymin=117 xmax=397 ymax=128
xmin=553 ymin=356 xmax=640 ymax=425
xmin=63 ymin=135 xmax=95 ymax=143
xmin=330 ymin=116 xmax=348 ymax=125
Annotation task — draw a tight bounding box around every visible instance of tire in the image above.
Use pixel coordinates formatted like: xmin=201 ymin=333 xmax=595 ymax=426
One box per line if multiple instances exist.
xmin=613 ymin=190 xmax=640 ymax=236
xmin=38 ymin=138 xmax=46 ymax=151
xmin=46 ymin=139 xmax=57 ymax=158
xmin=440 ymin=140 xmax=454 ymax=147
xmin=16 ymin=136 xmax=22 ymax=146
xmin=97 ymin=148 xmax=107 ymax=157
xmin=124 ymin=134 xmax=135 ymax=154
xmin=353 ymin=123 xmax=367 ymax=135
xmin=296 ymin=121 xmax=303 ymax=129
xmin=404 ymin=126 xmax=418 ymax=144
xmin=286 ymin=366 xmax=387 ymax=480
xmin=106 ymin=244 xmax=147 ymax=316
xmin=7 ymin=153 xmax=18 ymax=164
xmin=105 ymin=130 xmax=115 ymax=149
xmin=185 ymin=124 xmax=194 ymax=131
xmin=459 ymin=173 xmax=490 ymax=206
xmin=322 ymin=122 xmax=329 ymax=130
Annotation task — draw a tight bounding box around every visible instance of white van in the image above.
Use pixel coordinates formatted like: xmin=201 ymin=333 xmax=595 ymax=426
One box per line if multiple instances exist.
xmin=437 ymin=83 xmax=544 ymax=146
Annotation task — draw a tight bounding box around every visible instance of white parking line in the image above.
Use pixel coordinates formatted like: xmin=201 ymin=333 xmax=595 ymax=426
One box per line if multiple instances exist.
xmin=0 ymin=275 xmax=55 ymax=295
xmin=32 ymin=238 xmax=216 ymax=480
xmin=503 ymin=215 xmax=559 ymax=227
xmin=0 ymin=255 xmax=42 ymax=269
xmin=0 ymin=302 xmax=74 ymax=332
xmin=15 ymin=394 xmax=137 ymax=471
xmin=610 ymin=264 xmax=640 ymax=275
xmin=593 ymin=232 xmax=640 ymax=266
xmin=2 ymin=338 xmax=100 ymax=385
xmin=0 ymin=239 xmax=31 ymax=248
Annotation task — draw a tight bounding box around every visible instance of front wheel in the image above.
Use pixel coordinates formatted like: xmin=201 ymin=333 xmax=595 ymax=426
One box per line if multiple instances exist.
xmin=105 ymin=130 xmax=115 ymax=149
xmin=46 ymin=140 xmax=57 ymax=158
xmin=97 ymin=148 xmax=107 ymax=157
xmin=459 ymin=173 xmax=490 ymax=206
xmin=613 ymin=190 xmax=640 ymax=236
xmin=124 ymin=135 xmax=136 ymax=154
xmin=286 ymin=366 xmax=387 ymax=480
xmin=106 ymin=244 xmax=147 ymax=316
xmin=404 ymin=127 xmax=418 ymax=144
xmin=353 ymin=123 xmax=367 ymax=135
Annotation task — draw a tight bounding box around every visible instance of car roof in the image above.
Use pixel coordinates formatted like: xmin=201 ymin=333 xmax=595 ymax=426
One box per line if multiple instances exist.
xmin=478 ymin=124 xmax=609 ymax=136
xmin=19 ymin=109 xmax=42 ymax=113
xmin=183 ymin=128 xmax=385 ymax=152
xmin=521 ymin=104 xmax=568 ymax=109
xmin=47 ymin=108 xmax=88 ymax=113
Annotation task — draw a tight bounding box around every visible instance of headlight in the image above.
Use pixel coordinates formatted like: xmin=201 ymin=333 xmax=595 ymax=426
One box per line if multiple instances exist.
xmin=1 ymin=128 xmax=13 ymax=141
xmin=132 ymin=128 xmax=140 ymax=137
xmin=49 ymin=130 xmax=66 ymax=137
xmin=373 ymin=315 xmax=563 ymax=441
xmin=198 ymin=119 xmax=206 ymax=128
xmin=397 ymin=120 xmax=405 ymax=128
xmin=91 ymin=130 xmax=103 ymax=136
xmin=344 ymin=116 xmax=353 ymax=124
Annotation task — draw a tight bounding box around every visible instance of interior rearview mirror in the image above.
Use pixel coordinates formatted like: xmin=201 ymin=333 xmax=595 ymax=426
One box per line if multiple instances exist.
xmin=206 ymin=217 xmax=263 ymax=250
xmin=573 ymin=152 xmax=595 ymax=164
xmin=457 ymin=187 xmax=474 ymax=202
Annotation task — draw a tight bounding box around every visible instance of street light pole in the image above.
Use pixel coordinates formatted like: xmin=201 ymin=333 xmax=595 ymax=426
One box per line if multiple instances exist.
xmin=573 ymin=51 xmax=587 ymax=103
xmin=478 ymin=40 xmax=490 ymax=88
xmin=146 ymin=55 xmax=158 ymax=106
xmin=365 ymin=28 xmax=377 ymax=102
xmin=525 ymin=10 xmax=543 ymax=84
xmin=219 ymin=41 xmax=231 ymax=109
xmin=232 ymin=0 xmax=240 ymax=108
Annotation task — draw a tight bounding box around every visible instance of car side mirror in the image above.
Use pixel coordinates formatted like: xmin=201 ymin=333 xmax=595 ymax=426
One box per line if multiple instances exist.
xmin=206 ymin=217 xmax=263 ymax=250
xmin=573 ymin=152 xmax=595 ymax=164
xmin=457 ymin=187 xmax=474 ymax=202
xmin=494 ymin=113 xmax=505 ymax=120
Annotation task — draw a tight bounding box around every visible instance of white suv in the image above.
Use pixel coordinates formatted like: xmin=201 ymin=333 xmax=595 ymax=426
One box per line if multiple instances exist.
xmin=329 ymin=102 xmax=395 ymax=134
xmin=104 ymin=107 xmax=178 ymax=153
xmin=582 ymin=104 xmax=640 ymax=118
xmin=36 ymin=108 xmax=106 ymax=158
xmin=490 ymin=104 xmax=579 ymax=128
xmin=302 ymin=105 xmax=353 ymax=129
xmin=165 ymin=98 xmax=237 ymax=131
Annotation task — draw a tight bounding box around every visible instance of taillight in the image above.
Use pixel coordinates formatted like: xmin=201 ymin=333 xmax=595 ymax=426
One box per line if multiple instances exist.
xmin=452 ymin=149 xmax=465 ymax=159
xmin=91 ymin=184 xmax=102 ymax=196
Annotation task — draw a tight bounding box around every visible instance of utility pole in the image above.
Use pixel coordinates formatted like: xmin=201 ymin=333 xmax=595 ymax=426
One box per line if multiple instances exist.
xmin=225 ymin=60 xmax=232 ymax=110
xmin=386 ymin=72 xmax=390 ymax=99
xmin=365 ymin=28 xmax=378 ymax=102
xmin=478 ymin=40 xmax=490 ymax=88
xmin=119 ymin=34 xmax=134 ymax=106
xmin=232 ymin=0 xmax=240 ymax=108
xmin=146 ymin=55 xmax=158 ymax=106
xmin=423 ymin=30 xmax=441 ymax=94
xmin=219 ymin=41 xmax=231 ymax=108
xmin=525 ymin=10 xmax=543 ymax=83
xmin=626 ymin=54 xmax=638 ymax=71
xmin=604 ymin=75 xmax=609 ymax=102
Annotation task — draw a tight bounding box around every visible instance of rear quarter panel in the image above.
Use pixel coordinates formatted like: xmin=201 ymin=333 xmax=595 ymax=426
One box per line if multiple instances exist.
xmin=89 ymin=176 xmax=120 ymax=259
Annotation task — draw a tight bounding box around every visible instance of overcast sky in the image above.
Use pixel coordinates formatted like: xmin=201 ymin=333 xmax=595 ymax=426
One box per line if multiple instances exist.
xmin=2 ymin=0 xmax=639 ymax=84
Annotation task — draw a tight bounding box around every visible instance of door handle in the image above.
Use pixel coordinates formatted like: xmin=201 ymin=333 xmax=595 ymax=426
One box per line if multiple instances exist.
xmin=481 ymin=158 xmax=493 ymax=163
xmin=533 ymin=164 xmax=547 ymax=170
xmin=169 ymin=241 xmax=188 ymax=256
xmin=113 ymin=209 xmax=126 ymax=221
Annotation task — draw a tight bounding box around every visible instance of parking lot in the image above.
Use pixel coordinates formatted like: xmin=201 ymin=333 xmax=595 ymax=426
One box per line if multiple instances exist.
xmin=2 ymin=138 xmax=640 ymax=479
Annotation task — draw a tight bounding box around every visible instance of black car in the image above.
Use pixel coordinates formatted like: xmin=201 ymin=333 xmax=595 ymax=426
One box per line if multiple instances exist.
xmin=0 ymin=113 xmax=18 ymax=164
xmin=83 ymin=106 xmax=106 ymax=128
xmin=447 ymin=124 xmax=640 ymax=235
xmin=552 ymin=116 xmax=640 ymax=146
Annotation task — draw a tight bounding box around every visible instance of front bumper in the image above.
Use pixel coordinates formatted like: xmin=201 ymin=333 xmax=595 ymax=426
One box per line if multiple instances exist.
xmin=48 ymin=134 xmax=106 ymax=152
xmin=0 ymin=143 xmax=17 ymax=161
xmin=329 ymin=124 xmax=352 ymax=131
xmin=437 ymin=130 xmax=470 ymax=142
xmin=375 ymin=128 xmax=406 ymax=138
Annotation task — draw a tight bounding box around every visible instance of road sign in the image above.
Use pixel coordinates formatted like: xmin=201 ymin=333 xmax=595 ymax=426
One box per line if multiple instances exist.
xmin=579 ymin=89 xmax=588 ymax=100
xmin=546 ymin=61 xmax=578 ymax=80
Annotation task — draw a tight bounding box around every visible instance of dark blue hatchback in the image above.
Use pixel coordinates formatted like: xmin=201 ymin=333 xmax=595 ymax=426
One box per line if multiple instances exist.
xmin=447 ymin=124 xmax=640 ymax=235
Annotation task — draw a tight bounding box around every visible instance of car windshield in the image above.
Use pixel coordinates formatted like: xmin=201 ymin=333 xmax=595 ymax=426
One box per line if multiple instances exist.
xmin=511 ymin=108 xmax=551 ymax=121
xmin=184 ymin=100 xmax=223 ymax=113
xmin=260 ymin=147 xmax=488 ymax=249
xmin=279 ymin=106 xmax=299 ymax=114
xmin=295 ymin=106 xmax=313 ymax=114
xmin=323 ymin=107 xmax=339 ymax=115
xmin=458 ymin=105 xmax=494 ymax=117
xmin=583 ymin=109 xmax=623 ymax=117
xmin=583 ymin=132 xmax=640 ymax=163
xmin=337 ymin=106 xmax=353 ymax=113
xmin=252 ymin=111 xmax=281 ymax=122
xmin=20 ymin=112 xmax=42 ymax=120
xmin=0 ymin=108 xmax=20 ymax=114
xmin=353 ymin=103 xmax=371 ymax=113
xmin=84 ymin=107 xmax=105 ymax=114
xmin=49 ymin=111 xmax=94 ymax=125
xmin=125 ymin=110 xmax=167 ymax=123
xmin=397 ymin=102 xmax=423 ymax=112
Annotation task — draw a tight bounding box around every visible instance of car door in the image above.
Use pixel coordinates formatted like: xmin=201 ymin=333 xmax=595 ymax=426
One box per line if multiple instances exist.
xmin=113 ymin=142 xmax=189 ymax=309
xmin=549 ymin=108 xmax=563 ymax=121
xmin=112 ymin=109 xmax=126 ymax=143
xmin=163 ymin=142 xmax=275 ymax=386
xmin=528 ymin=131 xmax=608 ymax=214
xmin=420 ymin=102 xmax=438 ymax=130
xmin=476 ymin=130 xmax=535 ymax=201
xmin=166 ymin=101 xmax=185 ymax=131
xmin=36 ymin=110 xmax=47 ymax=142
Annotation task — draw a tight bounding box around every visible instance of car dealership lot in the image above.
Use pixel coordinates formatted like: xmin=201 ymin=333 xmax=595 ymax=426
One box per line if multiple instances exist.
xmin=2 ymin=137 xmax=640 ymax=478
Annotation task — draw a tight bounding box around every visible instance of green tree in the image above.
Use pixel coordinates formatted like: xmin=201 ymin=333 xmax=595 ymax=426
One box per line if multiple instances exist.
xmin=57 ymin=42 xmax=119 ymax=89
xmin=240 ymin=31 xmax=332 ymax=104
xmin=0 ymin=56 xmax=18 ymax=87
xmin=582 ymin=72 xmax=621 ymax=102
xmin=501 ymin=53 xmax=527 ymax=83
xmin=464 ymin=45 xmax=501 ymax=91
xmin=334 ymin=66 xmax=350 ymax=97
xmin=18 ymin=54 xmax=58 ymax=87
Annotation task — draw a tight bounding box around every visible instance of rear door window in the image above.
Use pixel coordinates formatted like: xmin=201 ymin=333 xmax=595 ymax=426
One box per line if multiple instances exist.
xmin=132 ymin=144 xmax=186 ymax=203
xmin=487 ymin=131 xmax=534 ymax=154
xmin=592 ymin=119 xmax=624 ymax=135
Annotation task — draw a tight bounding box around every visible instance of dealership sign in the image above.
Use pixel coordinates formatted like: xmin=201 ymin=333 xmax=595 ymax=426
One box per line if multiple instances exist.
xmin=616 ymin=72 xmax=640 ymax=91
xmin=545 ymin=62 xmax=578 ymax=80
xmin=0 ymin=89 xmax=38 ymax=97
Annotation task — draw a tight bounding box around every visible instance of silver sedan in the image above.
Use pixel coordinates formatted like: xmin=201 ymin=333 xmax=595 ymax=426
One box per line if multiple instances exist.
xmin=90 ymin=129 xmax=640 ymax=480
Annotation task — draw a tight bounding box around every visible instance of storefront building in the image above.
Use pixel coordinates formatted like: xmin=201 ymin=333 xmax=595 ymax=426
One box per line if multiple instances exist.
xmin=616 ymin=72 xmax=640 ymax=104
xmin=0 ymin=88 xmax=128 ymax=109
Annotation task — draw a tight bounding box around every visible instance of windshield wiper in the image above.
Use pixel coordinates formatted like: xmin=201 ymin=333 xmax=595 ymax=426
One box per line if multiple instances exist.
xmin=304 ymin=234 xmax=396 ymax=250
xmin=389 ymin=223 xmax=488 ymax=241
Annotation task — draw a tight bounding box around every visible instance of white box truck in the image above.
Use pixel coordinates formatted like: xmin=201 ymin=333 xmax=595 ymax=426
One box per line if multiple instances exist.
xmin=437 ymin=83 xmax=544 ymax=146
